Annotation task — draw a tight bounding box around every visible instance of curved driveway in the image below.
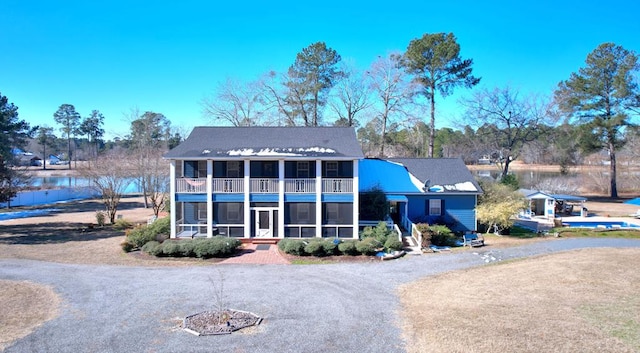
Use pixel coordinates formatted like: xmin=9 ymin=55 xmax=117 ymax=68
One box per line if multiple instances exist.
xmin=2 ymin=238 xmax=640 ymax=353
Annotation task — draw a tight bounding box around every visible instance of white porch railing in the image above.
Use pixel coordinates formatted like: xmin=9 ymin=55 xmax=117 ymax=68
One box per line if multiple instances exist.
xmin=212 ymin=178 xmax=244 ymax=193
xmin=175 ymin=178 xmax=207 ymax=193
xmin=322 ymin=178 xmax=353 ymax=193
xmin=250 ymin=178 xmax=279 ymax=193
xmin=284 ymin=178 xmax=316 ymax=193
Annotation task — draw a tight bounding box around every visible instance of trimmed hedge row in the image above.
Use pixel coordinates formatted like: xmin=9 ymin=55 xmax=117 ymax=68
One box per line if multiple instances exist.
xmin=141 ymin=237 xmax=242 ymax=258
xmin=278 ymin=235 xmax=403 ymax=257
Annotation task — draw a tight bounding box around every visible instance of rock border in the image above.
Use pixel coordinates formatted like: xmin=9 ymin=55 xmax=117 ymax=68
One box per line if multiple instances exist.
xmin=183 ymin=309 xmax=262 ymax=336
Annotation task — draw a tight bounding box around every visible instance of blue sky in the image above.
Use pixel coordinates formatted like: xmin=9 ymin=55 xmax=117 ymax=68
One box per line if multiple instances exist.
xmin=2 ymin=0 xmax=639 ymax=140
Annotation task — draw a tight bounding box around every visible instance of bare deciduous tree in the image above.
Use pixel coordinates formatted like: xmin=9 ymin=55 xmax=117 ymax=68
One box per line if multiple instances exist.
xmin=328 ymin=62 xmax=370 ymax=127
xmin=201 ymin=78 xmax=266 ymax=126
xmin=81 ymin=151 xmax=134 ymax=224
xmin=461 ymin=86 xmax=551 ymax=178
xmin=366 ymin=54 xmax=416 ymax=157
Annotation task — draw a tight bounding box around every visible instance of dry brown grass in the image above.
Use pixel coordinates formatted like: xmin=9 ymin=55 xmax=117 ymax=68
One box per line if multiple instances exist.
xmin=0 ymin=280 xmax=61 ymax=352
xmin=399 ymin=248 xmax=640 ymax=353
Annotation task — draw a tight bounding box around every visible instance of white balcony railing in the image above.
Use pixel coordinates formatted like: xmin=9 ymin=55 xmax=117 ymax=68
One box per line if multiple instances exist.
xmin=250 ymin=178 xmax=279 ymax=193
xmin=284 ymin=178 xmax=316 ymax=193
xmin=176 ymin=177 xmax=352 ymax=194
xmin=212 ymin=178 xmax=244 ymax=193
xmin=322 ymin=178 xmax=353 ymax=193
xmin=175 ymin=178 xmax=207 ymax=193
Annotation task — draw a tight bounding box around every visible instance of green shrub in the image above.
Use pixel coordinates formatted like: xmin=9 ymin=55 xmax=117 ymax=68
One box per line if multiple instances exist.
xmin=430 ymin=225 xmax=457 ymax=246
xmin=416 ymin=224 xmax=457 ymax=247
xmin=304 ymin=240 xmax=325 ymax=256
xmin=120 ymin=240 xmax=135 ymax=253
xmin=125 ymin=226 xmax=155 ymax=249
xmin=356 ymin=237 xmax=381 ymax=255
xmin=193 ymin=237 xmax=241 ymax=258
xmin=321 ymin=239 xmax=338 ymax=256
xmin=141 ymin=240 xmax=162 ymax=255
xmin=338 ymin=240 xmax=359 ymax=255
xmin=179 ymin=240 xmax=197 ymax=257
xmin=124 ymin=217 xmax=171 ymax=249
xmin=360 ymin=222 xmax=393 ymax=244
xmin=160 ymin=240 xmax=182 ymax=257
xmin=148 ymin=217 xmax=170 ymax=236
xmin=282 ymin=240 xmax=307 ymax=256
xmin=384 ymin=236 xmax=403 ymax=252
xmin=278 ymin=238 xmax=292 ymax=251
xmin=113 ymin=218 xmax=133 ymax=230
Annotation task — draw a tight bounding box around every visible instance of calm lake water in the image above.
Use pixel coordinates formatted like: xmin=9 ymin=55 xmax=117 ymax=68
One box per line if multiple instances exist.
xmin=31 ymin=170 xmax=568 ymax=192
xmin=30 ymin=176 xmax=143 ymax=193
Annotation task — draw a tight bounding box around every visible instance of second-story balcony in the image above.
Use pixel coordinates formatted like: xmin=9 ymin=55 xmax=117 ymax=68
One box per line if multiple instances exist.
xmin=284 ymin=178 xmax=315 ymax=193
xmin=250 ymin=178 xmax=279 ymax=193
xmin=323 ymin=178 xmax=353 ymax=193
xmin=176 ymin=177 xmax=354 ymax=194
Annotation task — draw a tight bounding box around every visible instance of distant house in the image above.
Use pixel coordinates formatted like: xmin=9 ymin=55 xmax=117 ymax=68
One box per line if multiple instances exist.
xmin=163 ymin=127 xmax=482 ymax=241
xmin=360 ymin=158 xmax=482 ymax=233
xmin=519 ymin=189 xmax=587 ymax=218
xmin=15 ymin=153 xmax=42 ymax=167
xmin=49 ymin=154 xmax=61 ymax=165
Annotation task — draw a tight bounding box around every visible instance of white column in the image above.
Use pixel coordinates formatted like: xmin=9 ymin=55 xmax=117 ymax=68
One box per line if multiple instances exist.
xmin=278 ymin=160 xmax=285 ymax=238
xmin=316 ymin=160 xmax=322 ymax=237
xmin=206 ymin=160 xmax=213 ymax=238
xmin=352 ymin=159 xmax=359 ymax=239
xmin=169 ymin=160 xmax=176 ymax=238
xmin=243 ymin=160 xmax=251 ymax=238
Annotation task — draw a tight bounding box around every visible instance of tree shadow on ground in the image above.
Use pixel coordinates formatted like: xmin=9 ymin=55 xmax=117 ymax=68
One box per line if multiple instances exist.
xmin=0 ymin=222 xmax=125 ymax=245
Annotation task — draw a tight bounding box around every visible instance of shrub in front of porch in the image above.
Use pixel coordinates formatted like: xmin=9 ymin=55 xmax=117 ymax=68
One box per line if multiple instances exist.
xmin=141 ymin=237 xmax=241 ymax=258
xmin=359 ymin=221 xmax=403 ymax=252
xmin=123 ymin=217 xmax=171 ymax=251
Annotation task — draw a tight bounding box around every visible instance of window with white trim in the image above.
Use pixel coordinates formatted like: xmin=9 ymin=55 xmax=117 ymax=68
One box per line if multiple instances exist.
xmin=227 ymin=161 xmax=240 ymax=177
xmin=297 ymin=161 xmax=309 ymax=178
xmin=197 ymin=161 xmax=207 ymax=178
xmin=326 ymin=162 xmax=338 ymax=177
xmin=428 ymin=199 xmax=442 ymax=216
xmin=227 ymin=203 xmax=241 ymax=221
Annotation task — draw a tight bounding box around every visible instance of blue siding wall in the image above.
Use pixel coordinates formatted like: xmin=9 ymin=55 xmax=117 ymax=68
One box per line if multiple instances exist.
xmin=213 ymin=194 xmax=244 ymax=202
xmin=249 ymin=194 xmax=279 ymax=202
xmin=176 ymin=194 xmax=207 ymax=202
xmin=406 ymin=194 xmax=476 ymax=232
xmin=322 ymin=194 xmax=354 ymax=202
xmin=284 ymin=194 xmax=317 ymax=202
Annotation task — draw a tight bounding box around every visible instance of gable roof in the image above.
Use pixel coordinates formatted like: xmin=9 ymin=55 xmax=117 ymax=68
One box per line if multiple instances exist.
xmin=164 ymin=126 xmax=364 ymax=159
xmin=387 ymin=158 xmax=482 ymax=194
xmin=360 ymin=158 xmax=482 ymax=195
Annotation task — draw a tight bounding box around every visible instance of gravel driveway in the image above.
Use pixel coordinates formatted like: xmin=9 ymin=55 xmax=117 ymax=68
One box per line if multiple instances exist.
xmin=2 ymin=238 xmax=639 ymax=353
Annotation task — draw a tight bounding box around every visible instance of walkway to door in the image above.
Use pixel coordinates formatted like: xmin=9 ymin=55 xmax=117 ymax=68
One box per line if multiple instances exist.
xmin=220 ymin=243 xmax=290 ymax=264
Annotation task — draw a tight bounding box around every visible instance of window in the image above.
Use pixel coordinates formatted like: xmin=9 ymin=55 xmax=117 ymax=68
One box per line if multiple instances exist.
xmin=227 ymin=203 xmax=241 ymax=222
xmin=197 ymin=203 xmax=207 ymax=220
xmin=298 ymin=203 xmax=310 ymax=222
xmin=325 ymin=162 xmax=338 ymax=177
xmin=428 ymin=199 xmax=442 ymax=216
xmin=227 ymin=161 xmax=240 ymax=177
xmin=325 ymin=203 xmax=339 ymax=222
xmin=297 ymin=161 xmax=309 ymax=178
xmin=197 ymin=161 xmax=207 ymax=178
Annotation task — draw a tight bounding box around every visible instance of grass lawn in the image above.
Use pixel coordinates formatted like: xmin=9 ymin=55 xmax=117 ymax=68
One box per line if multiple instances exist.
xmin=398 ymin=248 xmax=640 ymax=353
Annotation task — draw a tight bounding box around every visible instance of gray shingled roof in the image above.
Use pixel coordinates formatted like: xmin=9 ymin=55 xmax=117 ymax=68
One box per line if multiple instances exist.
xmin=164 ymin=126 xmax=364 ymax=159
xmin=388 ymin=158 xmax=483 ymax=194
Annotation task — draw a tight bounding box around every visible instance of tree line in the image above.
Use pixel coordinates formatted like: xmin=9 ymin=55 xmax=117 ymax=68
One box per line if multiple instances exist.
xmin=2 ymin=34 xmax=640 ymax=201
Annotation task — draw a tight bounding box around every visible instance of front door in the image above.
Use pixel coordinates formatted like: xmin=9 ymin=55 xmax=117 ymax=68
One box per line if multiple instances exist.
xmin=253 ymin=208 xmax=276 ymax=237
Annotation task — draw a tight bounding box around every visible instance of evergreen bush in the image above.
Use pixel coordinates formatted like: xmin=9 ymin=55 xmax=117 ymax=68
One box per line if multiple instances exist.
xmin=338 ymin=240 xmax=359 ymax=255
xmin=356 ymin=237 xmax=381 ymax=255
